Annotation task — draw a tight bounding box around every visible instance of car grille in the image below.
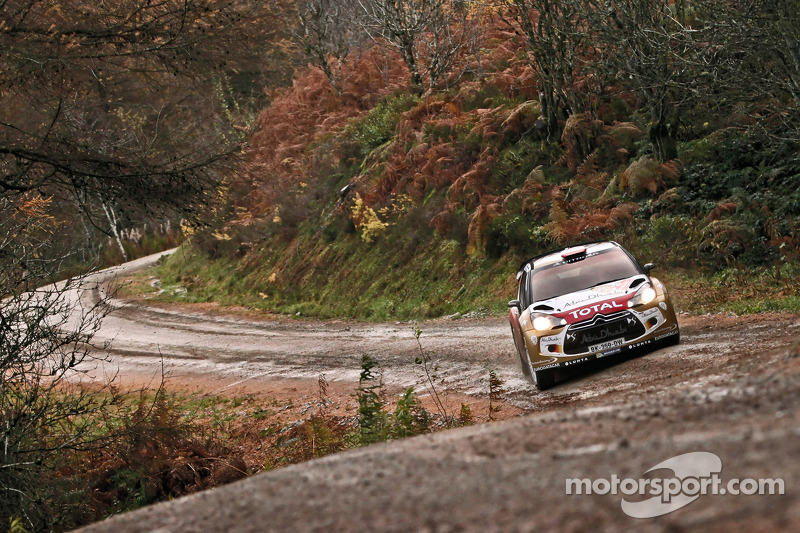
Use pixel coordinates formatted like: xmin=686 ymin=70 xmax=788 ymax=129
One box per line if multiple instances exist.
xmin=563 ymin=311 xmax=645 ymax=355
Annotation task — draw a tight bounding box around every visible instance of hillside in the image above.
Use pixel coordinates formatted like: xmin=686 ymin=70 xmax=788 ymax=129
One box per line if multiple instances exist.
xmin=152 ymin=3 xmax=800 ymax=320
xmin=4 ymin=2 xmax=800 ymax=529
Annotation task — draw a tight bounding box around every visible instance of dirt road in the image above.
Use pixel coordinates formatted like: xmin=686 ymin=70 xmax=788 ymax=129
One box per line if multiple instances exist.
xmin=77 ymin=251 xmax=799 ymax=531
xmin=75 ymin=250 xmax=534 ymax=414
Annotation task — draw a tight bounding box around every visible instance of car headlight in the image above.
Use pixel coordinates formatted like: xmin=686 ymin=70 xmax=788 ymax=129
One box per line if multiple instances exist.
xmin=628 ymin=283 xmax=657 ymax=307
xmin=531 ymin=312 xmax=567 ymax=332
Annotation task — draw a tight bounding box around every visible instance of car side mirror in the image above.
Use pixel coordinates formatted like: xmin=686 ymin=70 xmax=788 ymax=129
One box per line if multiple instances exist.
xmin=508 ymin=299 xmax=521 ymax=310
xmin=643 ymin=263 xmax=655 ymax=274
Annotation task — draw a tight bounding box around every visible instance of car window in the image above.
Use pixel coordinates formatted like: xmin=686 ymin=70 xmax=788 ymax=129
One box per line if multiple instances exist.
xmin=528 ymin=249 xmax=641 ymax=302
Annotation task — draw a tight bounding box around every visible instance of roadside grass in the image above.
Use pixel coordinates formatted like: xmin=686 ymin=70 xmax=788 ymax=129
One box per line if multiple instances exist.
xmin=40 ymin=347 xmax=499 ymax=530
xmin=126 ymin=235 xmax=514 ymax=321
xmin=660 ymin=266 xmax=800 ymax=316
xmin=720 ymin=296 xmax=800 ymax=315
xmin=120 ymin=243 xmax=800 ymax=321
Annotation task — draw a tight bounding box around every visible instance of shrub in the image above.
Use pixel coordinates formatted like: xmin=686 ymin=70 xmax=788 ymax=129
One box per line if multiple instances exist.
xmin=344 ymin=93 xmax=420 ymax=152
xmin=350 ymin=193 xmax=390 ymax=243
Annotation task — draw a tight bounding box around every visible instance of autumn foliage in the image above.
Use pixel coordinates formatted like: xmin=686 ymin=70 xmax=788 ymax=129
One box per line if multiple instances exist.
xmin=225 ymin=2 xmax=800 ymax=268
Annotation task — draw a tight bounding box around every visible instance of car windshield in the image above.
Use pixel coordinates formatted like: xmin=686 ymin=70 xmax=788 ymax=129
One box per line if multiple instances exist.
xmin=529 ymin=249 xmax=641 ymax=302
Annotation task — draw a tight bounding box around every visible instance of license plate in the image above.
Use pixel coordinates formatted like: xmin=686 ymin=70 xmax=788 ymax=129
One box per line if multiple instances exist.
xmin=589 ymin=337 xmax=625 ymax=353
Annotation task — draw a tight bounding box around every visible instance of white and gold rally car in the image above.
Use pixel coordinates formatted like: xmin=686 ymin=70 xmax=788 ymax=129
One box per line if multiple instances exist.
xmin=508 ymin=241 xmax=680 ymax=389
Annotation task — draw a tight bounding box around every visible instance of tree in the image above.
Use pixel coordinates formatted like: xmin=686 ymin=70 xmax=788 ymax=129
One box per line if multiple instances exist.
xmin=698 ymin=0 xmax=800 ymax=143
xmin=591 ymin=0 xmax=704 ymax=161
xmin=418 ymin=0 xmax=486 ymax=90
xmin=0 ymin=1 xmax=295 ymax=528
xmin=0 ymin=0 xmax=293 ymax=216
xmin=0 ymin=194 xmax=112 ymax=530
xmin=498 ymin=0 xmax=599 ymax=140
xmin=293 ymin=0 xmax=368 ymax=94
xmin=358 ymin=0 xmax=484 ymax=93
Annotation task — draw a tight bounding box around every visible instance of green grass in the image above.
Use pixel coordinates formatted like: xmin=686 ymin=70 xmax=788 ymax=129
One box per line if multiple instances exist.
xmin=128 ymin=232 xmax=800 ymax=322
xmin=659 ymin=266 xmax=800 ymax=316
xmin=147 ymin=231 xmax=516 ymax=321
xmin=721 ymin=296 xmax=800 ymax=315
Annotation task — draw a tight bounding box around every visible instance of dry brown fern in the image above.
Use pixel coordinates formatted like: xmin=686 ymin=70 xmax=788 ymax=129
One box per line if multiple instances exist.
xmin=707 ymin=201 xmax=739 ymax=221
xmin=467 ymin=202 xmax=501 ymax=255
xmin=618 ymin=156 xmax=683 ymax=197
xmin=561 ymin=113 xmax=606 ymax=172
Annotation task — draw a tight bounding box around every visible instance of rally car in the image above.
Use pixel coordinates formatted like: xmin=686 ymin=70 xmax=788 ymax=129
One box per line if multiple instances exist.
xmin=508 ymin=241 xmax=680 ymax=390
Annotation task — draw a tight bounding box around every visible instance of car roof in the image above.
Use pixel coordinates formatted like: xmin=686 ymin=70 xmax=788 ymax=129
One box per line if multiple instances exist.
xmin=516 ymin=241 xmax=623 ymax=278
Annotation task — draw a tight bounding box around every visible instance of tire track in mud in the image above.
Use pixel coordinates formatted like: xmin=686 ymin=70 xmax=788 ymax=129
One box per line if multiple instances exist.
xmin=73 ymin=251 xmax=800 ymax=419
xmin=72 ymin=252 xmax=800 ymax=532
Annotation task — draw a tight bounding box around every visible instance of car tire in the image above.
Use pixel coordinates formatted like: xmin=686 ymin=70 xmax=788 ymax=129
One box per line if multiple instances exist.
xmin=509 ymin=308 xmax=531 ymax=379
xmin=533 ymin=368 xmax=556 ymax=390
xmin=517 ymin=340 xmax=533 ymax=380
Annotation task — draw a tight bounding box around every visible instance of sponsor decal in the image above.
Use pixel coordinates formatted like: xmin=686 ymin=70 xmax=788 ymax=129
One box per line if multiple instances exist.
xmin=581 ymin=323 xmax=627 ymax=345
xmin=639 ymin=307 xmax=661 ymax=319
xmin=596 ymin=347 xmax=622 ymax=358
xmin=654 ymin=330 xmax=680 ymax=342
xmin=567 ymin=299 xmax=626 ymax=320
xmin=628 ymin=339 xmax=652 ymax=350
xmin=557 ymin=251 xmax=599 ymax=265
xmin=535 ymin=363 xmax=561 ymax=370
xmin=540 ymin=335 xmax=560 ymax=343
xmin=563 ymin=356 xmax=591 ymax=367
xmin=659 ymin=302 xmax=668 ymax=311
xmin=556 ymin=292 xmax=603 ymax=309
xmin=593 ymin=278 xmax=635 ymax=294
xmin=559 ymin=291 xmax=614 ymax=310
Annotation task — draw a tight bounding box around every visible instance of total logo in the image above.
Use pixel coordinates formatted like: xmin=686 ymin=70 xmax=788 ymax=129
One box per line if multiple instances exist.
xmin=568 ymin=300 xmax=625 ymax=320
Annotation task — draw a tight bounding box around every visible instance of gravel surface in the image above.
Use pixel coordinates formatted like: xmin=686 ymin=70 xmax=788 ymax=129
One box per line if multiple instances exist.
xmin=74 ymin=251 xmax=799 ymax=532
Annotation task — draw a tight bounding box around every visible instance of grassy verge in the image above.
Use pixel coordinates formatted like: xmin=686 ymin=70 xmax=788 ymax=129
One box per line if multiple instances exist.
xmin=121 ymin=232 xmax=517 ymax=321
xmin=659 ymin=266 xmax=800 ymax=316
xmin=37 ymin=353 xmax=498 ymax=531
xmin=119 ymin=238 xmax=800 ymax=321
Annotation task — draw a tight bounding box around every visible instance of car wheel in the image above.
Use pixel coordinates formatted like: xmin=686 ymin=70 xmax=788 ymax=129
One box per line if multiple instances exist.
xmin=533 ymin=368 xmax=556 ymax=390
xmin=516 ymin=341 xmax=532 ymax=379
xmin=509 ymin=308 xmax=531 ymax=379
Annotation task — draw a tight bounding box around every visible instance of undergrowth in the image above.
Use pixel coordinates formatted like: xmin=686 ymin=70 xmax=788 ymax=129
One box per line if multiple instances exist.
xmin=34 ymin=345 xmax=490 ymax=531
xmin=130 ymin=236 xmax=800 ymax=321
xmin=143 ymin=232 xmax=514 ymax=321
xmin=136 ymin=82 xmax=800 ymax=321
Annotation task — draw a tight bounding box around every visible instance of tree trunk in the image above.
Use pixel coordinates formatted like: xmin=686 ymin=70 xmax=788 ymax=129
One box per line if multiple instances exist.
xmin=102 ymin=202 xmax=128 ymax=262
xmin=539 ymin=84 xmax=562 ymax=140
xmin=401 ymin=42 xmax=424 ymax=95
xmin=648 ymin=121 xmax=678 ymax=162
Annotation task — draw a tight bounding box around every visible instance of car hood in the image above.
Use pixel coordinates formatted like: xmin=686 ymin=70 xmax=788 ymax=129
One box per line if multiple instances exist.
xmin=529 ymin=274 xmax=648 ymax=317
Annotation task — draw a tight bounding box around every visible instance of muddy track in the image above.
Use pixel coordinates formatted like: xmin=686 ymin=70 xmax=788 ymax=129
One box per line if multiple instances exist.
xmin=74 ymin=251 xmax=800 ymax=531
xmin=77 ymin=252 xmax=798 ymax=411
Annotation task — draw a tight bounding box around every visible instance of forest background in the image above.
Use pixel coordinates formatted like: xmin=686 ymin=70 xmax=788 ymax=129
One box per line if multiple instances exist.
xmin=2 ymin=1 xmax=800 ymax=530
